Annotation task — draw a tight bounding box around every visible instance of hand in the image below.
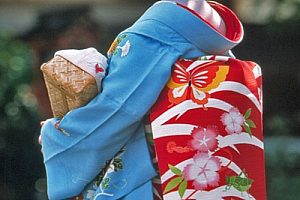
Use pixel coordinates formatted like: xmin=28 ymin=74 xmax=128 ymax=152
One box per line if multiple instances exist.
xmin=38 ymin=119 xmax=62 ymax=153
xmin=39 ymin=121 xmax=46 ymax=153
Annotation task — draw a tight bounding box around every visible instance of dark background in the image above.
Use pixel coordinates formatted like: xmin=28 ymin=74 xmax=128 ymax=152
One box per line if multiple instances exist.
xmin=0 ymin=0 xmax=299 ymax=199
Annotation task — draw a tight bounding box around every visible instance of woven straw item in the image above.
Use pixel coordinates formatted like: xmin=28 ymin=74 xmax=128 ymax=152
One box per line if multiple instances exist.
xmin=41 ymin=56 xmax=98 ymax=119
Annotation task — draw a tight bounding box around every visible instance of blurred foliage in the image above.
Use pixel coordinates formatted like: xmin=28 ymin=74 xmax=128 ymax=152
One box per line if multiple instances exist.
xmin=0 ymin=33 xmax=38 ymax=129
xmin=0 ymin=32 xmax=44 ymax=200
xmin=271 ymin=0 xmax=300 ymax=22
xmin=264 ymin=1 xmax=300 ymax=37
xmin=265 ymin=137 xmax=300 ymax=200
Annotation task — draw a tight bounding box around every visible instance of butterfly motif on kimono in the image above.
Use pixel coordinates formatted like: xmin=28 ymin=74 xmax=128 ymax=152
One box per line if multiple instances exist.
xmin=167 ymin=59 xmax=229 ymax=107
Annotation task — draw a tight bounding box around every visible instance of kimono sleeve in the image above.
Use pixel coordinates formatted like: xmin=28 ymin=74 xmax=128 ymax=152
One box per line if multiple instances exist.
xmin=41 ymin=33 xmax=182 ymax=199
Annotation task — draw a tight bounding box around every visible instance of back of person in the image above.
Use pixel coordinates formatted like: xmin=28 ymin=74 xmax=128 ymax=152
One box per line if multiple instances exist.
xmin=40 ymin=1 xmax=267 ymax=200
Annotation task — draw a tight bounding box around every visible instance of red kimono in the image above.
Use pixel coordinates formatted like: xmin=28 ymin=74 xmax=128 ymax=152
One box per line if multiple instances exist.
xmin=149 ymin=55 xmax=266 ymax=200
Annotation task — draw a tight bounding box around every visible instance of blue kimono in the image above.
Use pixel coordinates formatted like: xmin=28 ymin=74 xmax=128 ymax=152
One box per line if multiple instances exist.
xmin=41 ymin=1 xmax=243 ymax=199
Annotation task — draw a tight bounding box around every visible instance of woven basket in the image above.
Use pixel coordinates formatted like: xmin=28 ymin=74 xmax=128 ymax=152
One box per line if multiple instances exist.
xmin=41 ymin=55 xmax=98 ymax=119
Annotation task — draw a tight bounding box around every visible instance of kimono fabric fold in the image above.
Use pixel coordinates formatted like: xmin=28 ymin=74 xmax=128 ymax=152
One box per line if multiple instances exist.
xmin=40 ymin=1 xmax=244 ymax=199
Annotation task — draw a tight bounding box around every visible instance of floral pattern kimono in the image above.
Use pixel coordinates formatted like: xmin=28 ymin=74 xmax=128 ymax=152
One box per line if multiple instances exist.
xmin=149 ymin=56 xmax=266 ymax=200
xmin=40 ymin=1 xmax=266 ymax=200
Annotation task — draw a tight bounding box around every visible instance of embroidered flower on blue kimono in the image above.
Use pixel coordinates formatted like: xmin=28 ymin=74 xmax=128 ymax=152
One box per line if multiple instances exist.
xmin=86 ymin=182 xmax=98 ymax=200
xmin=117 ymin=40 xmax=131 ymax=57
xmin=107 ymin=34 xmax=130 ymax=58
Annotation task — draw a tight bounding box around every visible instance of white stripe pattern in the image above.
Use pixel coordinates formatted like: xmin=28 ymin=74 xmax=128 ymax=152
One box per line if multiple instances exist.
xmin=252 ymin=64 xmax=262 ymax=79
xmin=209 ymin=81 xmax=262 ymax=112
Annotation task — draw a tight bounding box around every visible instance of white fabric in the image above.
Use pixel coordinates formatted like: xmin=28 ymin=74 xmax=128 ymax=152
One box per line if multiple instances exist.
xmin=163 ymin=0 xmax=186 ymax=5
xmin=164 ymin=0 xmax=226 ymax=35
xmin=55 ymin=47 xmax=107 ymax=91
xmin=186 ymin=0 xmax=226 ymax=35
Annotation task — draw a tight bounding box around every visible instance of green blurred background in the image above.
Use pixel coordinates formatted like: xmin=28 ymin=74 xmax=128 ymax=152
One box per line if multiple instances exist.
xmin=0 ymin=0 xmax=299 ymax=199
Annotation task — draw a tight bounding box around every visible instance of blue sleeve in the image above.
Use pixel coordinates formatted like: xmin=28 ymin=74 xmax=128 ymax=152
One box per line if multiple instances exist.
xmin=41 ymin=33 xmax=182 ymax=199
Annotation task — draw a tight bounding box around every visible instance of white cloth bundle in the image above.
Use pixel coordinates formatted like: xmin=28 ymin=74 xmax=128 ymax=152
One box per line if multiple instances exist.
xmin=55 ymin=47 xmax=108 ymax=91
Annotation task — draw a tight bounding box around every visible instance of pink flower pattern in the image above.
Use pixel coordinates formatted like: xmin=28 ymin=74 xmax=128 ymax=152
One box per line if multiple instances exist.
xmin=189 ymin=126 xmax=218 ymax=152
xmin=164 ymin=106 xmax=255 ymax=197
xmin=183 ymin=153 xmax=221 ymax=190
xmin=220 ymin=107 xmax=245 ymax=134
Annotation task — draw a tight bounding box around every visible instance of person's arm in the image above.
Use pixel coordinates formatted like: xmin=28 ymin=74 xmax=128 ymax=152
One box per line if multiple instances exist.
xmin=40 ymin=32 xmax=182 ymax=199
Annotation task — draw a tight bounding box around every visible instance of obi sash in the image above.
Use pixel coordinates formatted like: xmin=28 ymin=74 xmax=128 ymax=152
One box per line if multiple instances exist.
xmin=149 ymin=56 xmax=266 ymax=200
